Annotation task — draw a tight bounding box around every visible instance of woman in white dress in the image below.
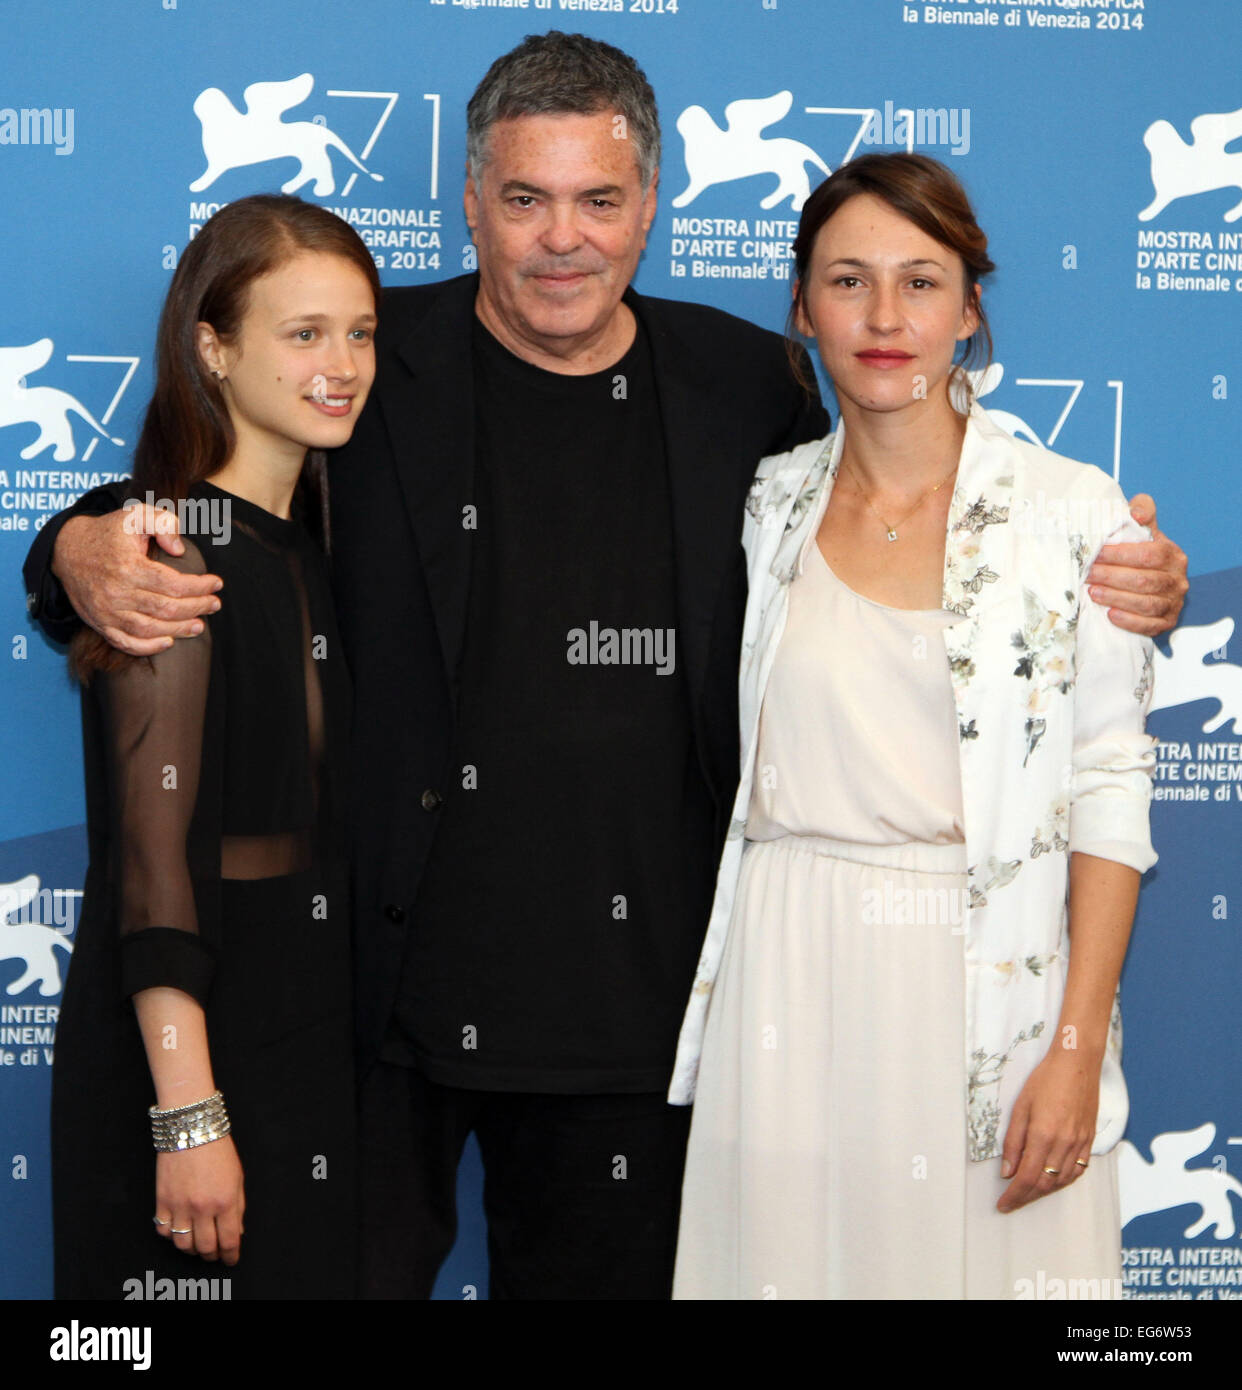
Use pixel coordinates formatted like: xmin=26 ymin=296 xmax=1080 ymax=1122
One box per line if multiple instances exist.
xmin=669 ymin=154 xmax=1157 ymax=1300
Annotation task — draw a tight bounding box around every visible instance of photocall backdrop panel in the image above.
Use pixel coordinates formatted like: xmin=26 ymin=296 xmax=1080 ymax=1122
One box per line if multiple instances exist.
xmin=2 ymin=0 xmax=1238 ymax=1301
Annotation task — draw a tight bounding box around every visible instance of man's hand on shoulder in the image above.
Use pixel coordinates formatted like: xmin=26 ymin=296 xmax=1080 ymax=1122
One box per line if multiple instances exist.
xmin=53 ymin=503 xmax=223 ymax=656
xmin=1087 ymin=493 xmax=1188 ymax=638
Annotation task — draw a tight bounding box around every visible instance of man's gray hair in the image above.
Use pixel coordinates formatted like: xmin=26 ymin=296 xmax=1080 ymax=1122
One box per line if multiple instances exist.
xmin=466 ymin=31 xmax=661 ymax=191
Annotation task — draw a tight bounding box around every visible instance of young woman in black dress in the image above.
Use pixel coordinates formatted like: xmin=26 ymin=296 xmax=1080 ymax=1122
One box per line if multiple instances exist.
xmin=53 ymin=195 xmax=378 ymax=1298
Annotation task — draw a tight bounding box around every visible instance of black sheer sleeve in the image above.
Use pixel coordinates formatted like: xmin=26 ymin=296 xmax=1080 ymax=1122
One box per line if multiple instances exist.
xmin=23 ymin=482 xmax=126 ymax=643
xmin=96 ymin=541 xmax=220 ymax=1004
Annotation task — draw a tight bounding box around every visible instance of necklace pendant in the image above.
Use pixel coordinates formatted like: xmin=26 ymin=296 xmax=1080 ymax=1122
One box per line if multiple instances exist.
xmin=886 ymin=528 xmax=898 ymax=542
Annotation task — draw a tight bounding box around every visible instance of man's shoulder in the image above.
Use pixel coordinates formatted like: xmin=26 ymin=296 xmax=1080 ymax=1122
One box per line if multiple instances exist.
xmin=632 ymin=288 xmax=787 ymax=352
xmin=379 ymin=273 xmax=471 ymax=307
xmin=630 ymin=289 xmax=803 ymax=405
xmin=631 ymin=287 xmax=826 ymax=444
xmin=377 ymin=274 xmax=476 ymax=339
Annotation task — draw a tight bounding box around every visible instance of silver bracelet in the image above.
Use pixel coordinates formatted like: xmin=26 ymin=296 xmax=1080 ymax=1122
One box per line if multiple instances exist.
xmin=148 ymin=1090 xmax=231 ymax=1152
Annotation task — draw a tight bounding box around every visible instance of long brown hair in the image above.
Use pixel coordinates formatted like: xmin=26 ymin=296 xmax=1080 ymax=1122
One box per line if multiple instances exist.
xmin=71 ymin=195 xmax=380 ymax=681
xmin=786 ymin=153 xmax=996 ymax=397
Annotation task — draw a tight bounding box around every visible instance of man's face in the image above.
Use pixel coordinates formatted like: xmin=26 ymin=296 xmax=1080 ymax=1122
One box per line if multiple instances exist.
xmin=464 ymin=110 xmax=658 ymax=367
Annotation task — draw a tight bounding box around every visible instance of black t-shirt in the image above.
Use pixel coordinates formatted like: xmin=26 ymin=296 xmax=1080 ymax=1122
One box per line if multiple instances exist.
xmin=386 ymin=315 xmax=717 ymax=1091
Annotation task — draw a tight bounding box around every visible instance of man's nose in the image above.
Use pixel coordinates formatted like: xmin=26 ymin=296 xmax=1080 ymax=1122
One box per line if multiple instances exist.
xmin=541 ymin=204 xmax=584 ymax=254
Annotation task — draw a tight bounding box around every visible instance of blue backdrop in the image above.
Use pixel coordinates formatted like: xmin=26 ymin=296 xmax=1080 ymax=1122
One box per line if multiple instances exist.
xmin=3 ymin=0 xmax=1239 ymax=1301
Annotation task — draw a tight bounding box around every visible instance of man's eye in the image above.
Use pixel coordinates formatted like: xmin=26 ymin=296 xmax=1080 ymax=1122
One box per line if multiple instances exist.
xmin=588 ymin=199 xmax=615 ymax=210
xmin=295 ymin=329 xmax=316 ymax=342
xmin=511 ymin=196 xmax=536 ymax=209
xmin=349 ymin=329 xmax=373 ymax=342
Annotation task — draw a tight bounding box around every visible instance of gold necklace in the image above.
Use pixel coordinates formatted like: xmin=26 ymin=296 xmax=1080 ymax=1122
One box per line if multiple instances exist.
xmin=842 ymin=458 xmax=958 ymax=542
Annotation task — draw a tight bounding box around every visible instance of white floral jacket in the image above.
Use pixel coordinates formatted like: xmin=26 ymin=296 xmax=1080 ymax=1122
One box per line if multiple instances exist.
xmin=668 ymin=402 xmax=1158 ymax=1162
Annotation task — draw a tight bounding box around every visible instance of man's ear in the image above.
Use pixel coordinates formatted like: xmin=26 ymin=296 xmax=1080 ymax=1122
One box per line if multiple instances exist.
xmin=463 ymin=161 xmax=479 ymax=238
xmin=641 ymin=168 xmax=659 ymax=237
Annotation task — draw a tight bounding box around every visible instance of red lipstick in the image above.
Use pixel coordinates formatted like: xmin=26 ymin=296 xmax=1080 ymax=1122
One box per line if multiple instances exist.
xmin=856 ymin=350 xmax=914 ymax=369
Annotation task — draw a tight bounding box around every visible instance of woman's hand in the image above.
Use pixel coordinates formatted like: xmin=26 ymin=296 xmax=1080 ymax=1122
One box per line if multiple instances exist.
xmin=153 ymin=1135 xmax=245 ymax=1264
xmin=996 ymin=1047 xmax=1100 ymax=1214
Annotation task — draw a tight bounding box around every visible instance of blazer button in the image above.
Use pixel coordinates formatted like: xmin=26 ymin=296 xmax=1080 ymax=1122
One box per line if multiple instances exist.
xmin=420 ymin=789 xmax=443 ymax=812
xmin=384 ymin=903 xmax=405 ymax=924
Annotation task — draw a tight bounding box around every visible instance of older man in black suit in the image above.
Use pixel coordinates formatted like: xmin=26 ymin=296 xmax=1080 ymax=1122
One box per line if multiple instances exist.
xmin=25 ymin=32 xmax=1186 ymax=1299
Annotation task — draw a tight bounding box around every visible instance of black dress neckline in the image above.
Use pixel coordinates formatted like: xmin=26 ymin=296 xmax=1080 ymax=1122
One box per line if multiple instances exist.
xmin=192 ymin=478 xmax=301 ymax=547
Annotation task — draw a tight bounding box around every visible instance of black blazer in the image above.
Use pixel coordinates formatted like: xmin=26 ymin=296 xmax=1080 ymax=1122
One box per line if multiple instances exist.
xmin=24 ymin=271 xmax=828 ymax=1073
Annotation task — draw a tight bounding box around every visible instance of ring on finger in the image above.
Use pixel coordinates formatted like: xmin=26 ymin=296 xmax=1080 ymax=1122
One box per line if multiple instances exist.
xmin=170 ymin=1227 xmax=192 ymax=1235
xmin=152 ymin=1216 xmax=170 ymax=1227
xmin=1043 ymin=1167 xmax=1060 ymax=1176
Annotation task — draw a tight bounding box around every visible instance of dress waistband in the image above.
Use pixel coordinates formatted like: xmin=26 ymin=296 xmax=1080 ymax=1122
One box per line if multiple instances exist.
xmin=746 ymin=832 xmax=968 ymax=875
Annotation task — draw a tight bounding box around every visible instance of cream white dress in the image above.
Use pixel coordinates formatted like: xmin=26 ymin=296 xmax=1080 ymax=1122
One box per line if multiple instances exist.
xmin=672 ymin=542 xmax=1123 ymax=1300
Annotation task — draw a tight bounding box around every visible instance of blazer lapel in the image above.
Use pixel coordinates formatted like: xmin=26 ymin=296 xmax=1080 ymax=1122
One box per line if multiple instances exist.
xmin=633 ymin=288 xmax=754 ymax=716
xmin=940 ymin=408 xmax=1020 ymax=921
xmin=385 ymin=275 xmax=479 ymax=695
xmin=771 ymin=431 xmax=841 ymax=586
xmin=941 ymin=407 xmax=1019 ymax=700
xmin=942 ymin=408 xmax=1015 ymax=620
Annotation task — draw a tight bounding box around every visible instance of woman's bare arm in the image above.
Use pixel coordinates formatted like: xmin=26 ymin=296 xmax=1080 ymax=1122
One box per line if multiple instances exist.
xmin=132 ymin=987 xmax=245 ymax=1265
xmin=997 ymin=853 xmax=1140 ymax=1213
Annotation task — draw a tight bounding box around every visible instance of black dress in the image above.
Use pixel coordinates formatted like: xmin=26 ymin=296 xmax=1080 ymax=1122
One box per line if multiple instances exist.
xmin=51 ymin=480 xmax=356 ymax=1299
